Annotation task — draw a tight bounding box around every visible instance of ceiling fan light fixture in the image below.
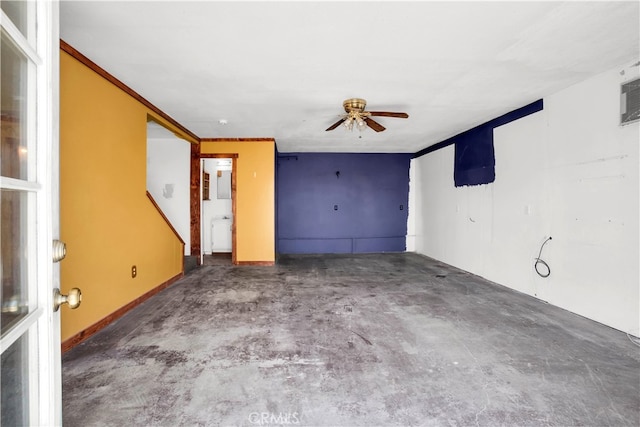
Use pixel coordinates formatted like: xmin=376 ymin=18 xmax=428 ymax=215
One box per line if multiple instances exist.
xmin=326 ymin=97 xmax=407 ymax=133
xmin=343 ymin=116 xmax=354 ymax=131
xmin=343 ymin=110 xmax=367 ymax=132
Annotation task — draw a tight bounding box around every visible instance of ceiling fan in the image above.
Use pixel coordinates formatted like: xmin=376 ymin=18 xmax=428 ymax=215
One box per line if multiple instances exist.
xmin=325 ymin=98 xmax=409 ymax=132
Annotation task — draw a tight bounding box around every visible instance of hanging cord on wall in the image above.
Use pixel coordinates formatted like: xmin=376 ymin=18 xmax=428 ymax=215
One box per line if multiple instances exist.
xmin=534 ymin=237 xmax=552 ymax=278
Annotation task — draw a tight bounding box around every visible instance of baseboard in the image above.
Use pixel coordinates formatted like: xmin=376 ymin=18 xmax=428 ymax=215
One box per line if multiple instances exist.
xmin=61 ymin=272 xmax=184 ymax=353
xmin=235 ymin=261 xmax=275 ymax=266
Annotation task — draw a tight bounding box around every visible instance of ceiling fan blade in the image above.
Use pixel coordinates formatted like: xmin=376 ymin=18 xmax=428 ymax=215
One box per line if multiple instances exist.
xmin=325 ymin=118 xmax=345 ymax=131
xmin=368 ymin=111 xmax=409 ymax=118
xmin=365 ymin=117 xmax=386 ymax=132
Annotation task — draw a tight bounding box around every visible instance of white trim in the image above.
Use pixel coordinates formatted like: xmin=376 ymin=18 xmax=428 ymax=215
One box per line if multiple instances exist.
xmin=35 ymin=0 xmax=60 ymax=424
xmin=0 ymin=10 xmax=42 ymax=66
xmin=45 ymin=2 xmax=62 ymax=424
xmin=0 ymin=177 xmax=42 ymax=191
xmin=0 ymin=1 xmax=60 ymax=425
xmin=0 ymin=308 xmax=43 ymax=352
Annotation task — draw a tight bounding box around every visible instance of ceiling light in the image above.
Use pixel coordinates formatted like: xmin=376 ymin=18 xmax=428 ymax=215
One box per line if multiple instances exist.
xmin=341 ymin=100 xmax=371 ymax=132
xmin=343 ymin=116 xmax=354 ymax=131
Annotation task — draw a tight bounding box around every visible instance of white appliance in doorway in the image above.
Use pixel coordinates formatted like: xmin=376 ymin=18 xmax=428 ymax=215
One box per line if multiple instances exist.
xmin=211 ymin=216 xmax=233 ymax=252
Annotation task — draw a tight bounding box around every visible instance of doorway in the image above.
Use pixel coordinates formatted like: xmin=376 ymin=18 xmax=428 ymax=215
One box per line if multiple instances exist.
xmin=200 ymin=155 xmax=237 ymax=265
xmin=146 ymin=120 xmax=191 ymax=257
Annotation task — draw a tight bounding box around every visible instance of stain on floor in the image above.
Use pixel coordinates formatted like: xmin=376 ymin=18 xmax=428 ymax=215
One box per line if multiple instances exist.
xmin=62 ymin=253 xmax=640 ymax=426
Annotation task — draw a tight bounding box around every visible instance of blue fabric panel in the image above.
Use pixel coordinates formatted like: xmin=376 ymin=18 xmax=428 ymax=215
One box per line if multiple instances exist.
xmin=446 ymin=99 xmax=543 ymax=187
xmin=413 ymin=99 xmax=544 ymax=159
xmin=454 ymin=124 xmax=495 ymax=187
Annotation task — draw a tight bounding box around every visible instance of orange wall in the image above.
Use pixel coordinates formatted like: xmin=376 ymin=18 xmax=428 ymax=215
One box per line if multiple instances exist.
xmin=60 ymin=51 xmax=186 ymax=342
xmin=201 ymin=140 xmax=275 ymax=263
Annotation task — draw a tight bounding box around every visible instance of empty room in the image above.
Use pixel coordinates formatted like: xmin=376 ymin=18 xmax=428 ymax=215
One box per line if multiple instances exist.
xmin=1 ymin=1 xmax=638 ymax=426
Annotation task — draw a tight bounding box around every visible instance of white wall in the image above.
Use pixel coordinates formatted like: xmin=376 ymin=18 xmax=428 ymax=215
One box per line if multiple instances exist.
xmin=202 ymin=159 xmax=233 ymax=254
xmin=411 ymin=60 xmax=639 ymax=336
xmin=146 ymin=129 xmax=191 ymax=255
xmin=406 ymin=161 xmax=420 ymax=252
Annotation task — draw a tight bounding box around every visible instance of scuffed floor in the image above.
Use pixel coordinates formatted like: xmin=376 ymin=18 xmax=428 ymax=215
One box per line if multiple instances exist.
xmin=62 ymin=253 xmax=640 ymax=426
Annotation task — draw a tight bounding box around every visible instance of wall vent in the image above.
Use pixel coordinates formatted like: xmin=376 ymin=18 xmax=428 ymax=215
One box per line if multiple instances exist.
xmin=621 ymin=77 xmax=640 ymax=125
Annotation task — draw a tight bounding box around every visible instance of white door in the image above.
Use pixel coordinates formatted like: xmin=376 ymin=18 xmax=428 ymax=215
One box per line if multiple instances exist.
xmin=1 ymin=1 xmax=63 ymax=425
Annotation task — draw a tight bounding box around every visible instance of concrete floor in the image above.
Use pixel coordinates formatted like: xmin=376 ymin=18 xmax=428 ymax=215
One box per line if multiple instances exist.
xmin=203 ymin=253 xmax=233 ymax=267
xmin=62 ymin=253 xmax=640 ymax=426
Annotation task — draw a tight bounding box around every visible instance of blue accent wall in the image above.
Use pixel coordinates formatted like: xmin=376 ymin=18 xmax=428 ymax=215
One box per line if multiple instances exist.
xmin=277 ymin=153 xmax=411 ymax=254
xmin=274 ymin=145 xmax=280 ymax=256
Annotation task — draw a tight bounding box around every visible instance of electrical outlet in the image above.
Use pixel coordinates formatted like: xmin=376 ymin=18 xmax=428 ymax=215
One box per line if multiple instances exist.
xmin=131 ymin=265 xmax=137 ymax=278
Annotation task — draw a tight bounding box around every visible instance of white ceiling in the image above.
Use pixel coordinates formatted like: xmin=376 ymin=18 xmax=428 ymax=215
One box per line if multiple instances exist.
xmin=60 ymin=1 xmax=639 ymax=153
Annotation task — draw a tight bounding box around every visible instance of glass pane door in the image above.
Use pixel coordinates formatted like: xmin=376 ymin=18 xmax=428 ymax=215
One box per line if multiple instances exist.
xmin=1 ymin=1 xmax=60 ymax=425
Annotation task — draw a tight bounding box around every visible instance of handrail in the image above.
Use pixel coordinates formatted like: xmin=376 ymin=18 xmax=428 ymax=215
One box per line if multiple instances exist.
xmin=146 ymin=191 xmax=185 ymax=245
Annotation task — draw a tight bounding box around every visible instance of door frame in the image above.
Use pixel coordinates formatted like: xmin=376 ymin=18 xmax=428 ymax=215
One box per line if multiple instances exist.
xmin=0 ymin=0 xmax=61 ymax=424
xmin=192 ymin=153 xmax=238 ymax=265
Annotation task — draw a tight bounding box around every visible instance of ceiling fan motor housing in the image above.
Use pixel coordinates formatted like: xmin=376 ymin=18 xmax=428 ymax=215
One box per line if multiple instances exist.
xmin=343 ymin=98 xmax=367 ymax=113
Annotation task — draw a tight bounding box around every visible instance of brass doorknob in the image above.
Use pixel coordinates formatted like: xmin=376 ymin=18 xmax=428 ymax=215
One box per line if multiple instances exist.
xmin=53 ymin=288 xmax=82 ymax=312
